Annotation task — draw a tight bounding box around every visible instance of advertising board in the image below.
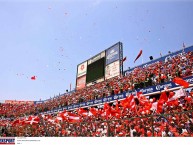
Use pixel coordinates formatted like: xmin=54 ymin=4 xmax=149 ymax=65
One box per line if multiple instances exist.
xmin=77 ymin=61 xmax=87 ymax=78
xmin=106 ymin=43 xmax=120 ymax=65
xmin=76 ymin=75 xmax=86 ymax=90
xmin=105 ymin=60 xmax=120 ymax=80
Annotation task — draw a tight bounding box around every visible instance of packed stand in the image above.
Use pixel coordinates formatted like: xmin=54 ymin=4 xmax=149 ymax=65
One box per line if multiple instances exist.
xmin=1 ymin=87 xmax=193 ymax=137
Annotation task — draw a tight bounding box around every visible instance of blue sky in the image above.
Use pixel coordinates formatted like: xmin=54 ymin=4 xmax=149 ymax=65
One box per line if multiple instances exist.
xmin=0 ymin=0 xmax=193 ymax=101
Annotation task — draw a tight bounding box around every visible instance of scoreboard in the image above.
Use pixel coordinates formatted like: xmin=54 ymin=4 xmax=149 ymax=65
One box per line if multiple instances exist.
xmin=86 ymin=57 xmax=105 ymax=83
xmin=76 ymin=42 xmax=123 ymax=90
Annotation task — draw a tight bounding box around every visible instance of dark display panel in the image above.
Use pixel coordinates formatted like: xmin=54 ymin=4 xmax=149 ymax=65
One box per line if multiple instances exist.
xmin=86 ymin=57 xmax=105 ymax=83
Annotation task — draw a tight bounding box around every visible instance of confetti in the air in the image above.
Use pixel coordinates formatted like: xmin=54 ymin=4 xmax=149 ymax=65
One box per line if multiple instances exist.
xmin=60 ymin=47 xmax=64 ymax=52
xmin=31 ymin=76 xmax=36 ymax=80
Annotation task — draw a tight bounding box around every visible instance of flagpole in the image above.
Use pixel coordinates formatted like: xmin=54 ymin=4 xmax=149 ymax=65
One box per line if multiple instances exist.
xmin=160 ymin=52 xmax=162 ymax=57
xmin=183 ymin=42 xmax=185 ymax=53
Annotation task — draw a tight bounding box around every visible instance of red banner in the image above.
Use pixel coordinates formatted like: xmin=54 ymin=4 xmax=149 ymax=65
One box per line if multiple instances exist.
xmin=76 ymin=75 xmax=86 ymax=90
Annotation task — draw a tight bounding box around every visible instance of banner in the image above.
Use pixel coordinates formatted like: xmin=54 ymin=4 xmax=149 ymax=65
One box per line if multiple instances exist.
xmin=106 ymin=43 xmax=120 ymax=65
xmin=34 ymin=101 xmax=44 ymax=104
xmin=105 ymin=60 xmax=120 ymax=80
xmin=77 ymin=61 xmax=87 ymax=78
xmin=76 ymin=75 xmax=86 ymax=90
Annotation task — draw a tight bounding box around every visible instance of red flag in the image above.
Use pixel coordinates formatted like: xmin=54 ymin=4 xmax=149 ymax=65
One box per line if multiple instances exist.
xmin=115 ymin=100 xmax=119 ymax=111
xmin=18 ymin=118 xmax=26 ymax=126
xmin=103 ymin=103 xmax=112 ymax=118
xmin=89 ymin=108 xmax=98 ymax=116
xmin=166 ymin=100 xmax=179 ymax=107
xmin=121 ymin=95 xmax=136 ymax=110
xmin=166 ymin=90 xmax=179 ymax=107
xmin=166 ymin=88 xmax=186 ymax=106
xmin=111 ymin=106 xmax=121 ymax=119
xmin=59 ymin=110 xmax=68 ymax=120
xmin=67 ymin=112 xmax=80 ymax=123
xmin=25 ymin=116 xmax=40 ymax=125
xmin=157 ymin=100 xmax=164 ymax=113
xmin=137 ymin=92 xmax=149 ymax=106
xmin=134 ymin=50 xmax=142 ymax=63
xmin=139 ymin=103 xmax=152 ymax=115
xmin=120 ymin=97 xmax=129 ymax=108
xmin=129 ymin=95 xmax=135 ymax=108
xmin=185 ymin=96 xmax=192 ymax=103
xmin=120 ymin=95 xmax=135 ymax=109
xmin=31 ymin=76 xmax=36 ymax=80
xmin=77 ymin=108 xmax=88 ymax=117
xmin=168 ymin=88 xmax=186 ymax=101
xmin=121 ymin=57 xmax=127 ymax=63
xmin=154 ymin=91 xmax=169 ymax=113
xmin=55 ymin=117 xmax=63 ymax=123
xmin=11 ymin=119 xmax=20 ymax=126
xmin=159 ymin=91 xmax=168 ymax=102
xmin=104 ymin=103 xmax=111 ymax=110
xmin=173 ymin=77 xmax=190 ymax=88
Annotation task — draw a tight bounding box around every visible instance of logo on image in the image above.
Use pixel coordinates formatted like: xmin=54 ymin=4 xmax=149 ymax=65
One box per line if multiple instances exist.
xmin=0 ymin=138 xmax=15 ymax=144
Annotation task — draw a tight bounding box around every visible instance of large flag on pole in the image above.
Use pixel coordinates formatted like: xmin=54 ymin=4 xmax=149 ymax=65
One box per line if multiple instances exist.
xmin=134 ymin=50 xmax=142 ymax=63
xmin=121 ymin=57 xmax=127 ymax=64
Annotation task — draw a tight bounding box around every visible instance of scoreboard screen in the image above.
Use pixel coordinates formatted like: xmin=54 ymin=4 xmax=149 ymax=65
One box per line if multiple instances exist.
xmin=86 ymin=57 xmax=105 ymax=83
xmin=76 ymin=42 xmax=123 ymax=90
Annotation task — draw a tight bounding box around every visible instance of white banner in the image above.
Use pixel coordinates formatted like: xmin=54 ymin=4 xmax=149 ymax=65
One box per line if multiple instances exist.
xmin=105 ymin=60 xmax=120 ymax=80
xmin=77 ymin=61 xmax=87 ymax=78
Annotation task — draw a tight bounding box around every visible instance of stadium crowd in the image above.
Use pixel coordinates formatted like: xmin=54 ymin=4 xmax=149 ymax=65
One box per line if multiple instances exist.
xmin=1 ymin=87 xmax=193 ymax=137
xmin=0 ymin=50 xmax=193 ymax=137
